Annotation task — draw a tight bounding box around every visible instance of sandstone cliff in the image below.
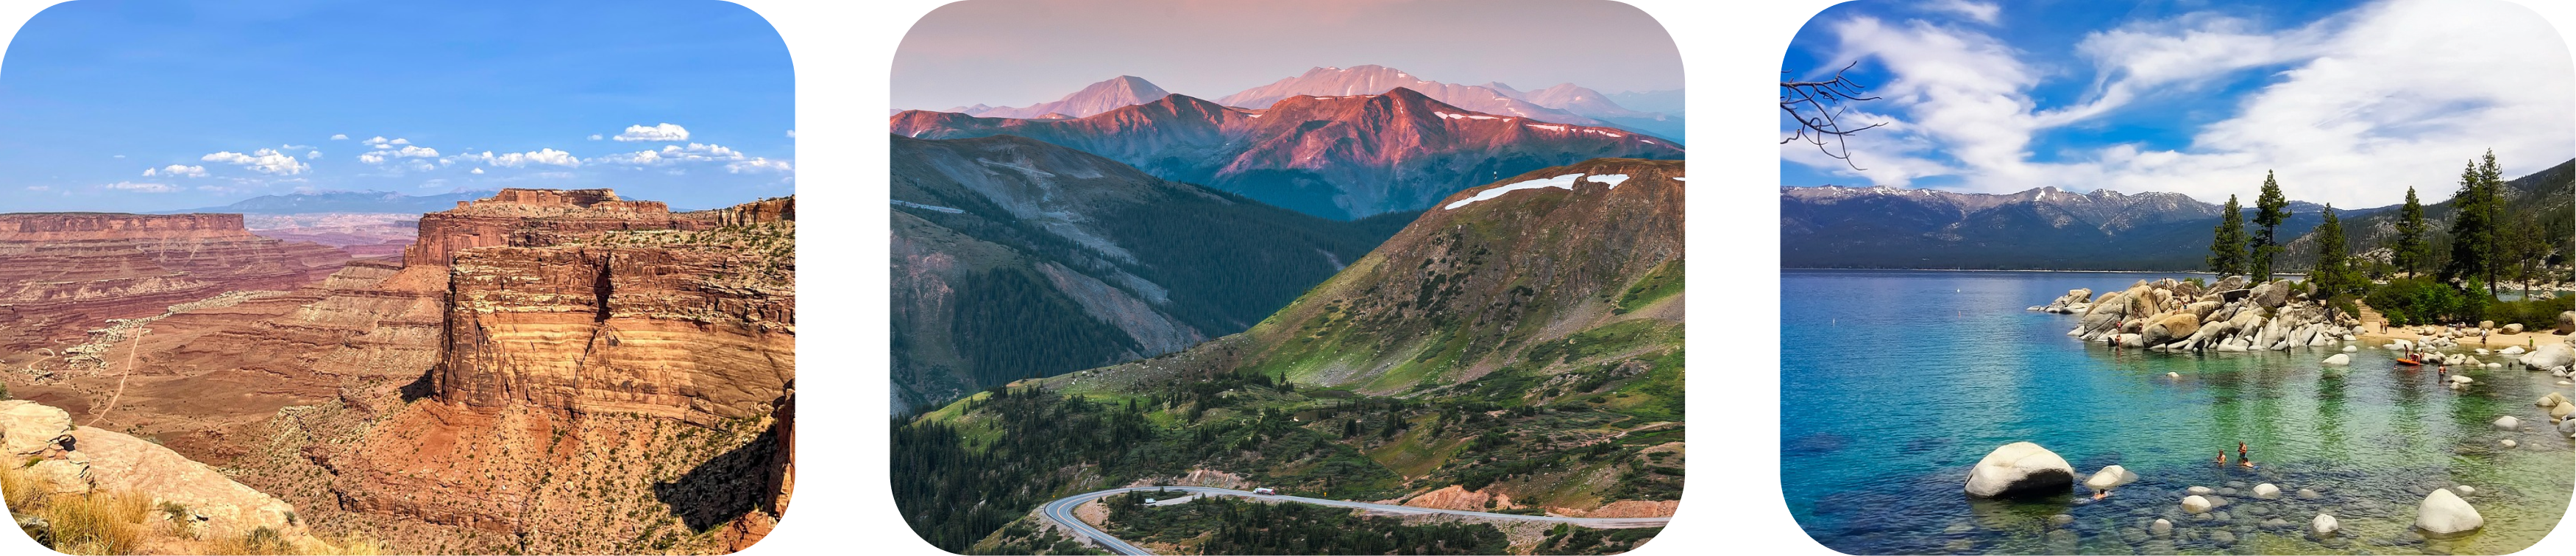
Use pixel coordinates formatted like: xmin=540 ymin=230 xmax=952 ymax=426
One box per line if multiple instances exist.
xmin=403 ymin=189 xmax=722 ymax=268
xmin=437 ymin=236 xmax=793 ymax=426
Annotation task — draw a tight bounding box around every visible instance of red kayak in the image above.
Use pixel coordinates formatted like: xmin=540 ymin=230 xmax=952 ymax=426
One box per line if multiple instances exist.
xmin=2396 ymin=359 xmax=2423 ymax=366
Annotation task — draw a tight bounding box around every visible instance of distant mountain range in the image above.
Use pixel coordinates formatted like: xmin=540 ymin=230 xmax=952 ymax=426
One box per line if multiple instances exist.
xmin=1782 ymin=185 xmax=2347 ymax=270
xmin=944 ymin=75 xmax=1170 ymax=119
xmin=907 ymin=66 xmax=1683 ymax=144
xmin=891 ymin=87 xmax=1681 ymax=219
xmin=163 ymin=191 xmax=492 ymax=215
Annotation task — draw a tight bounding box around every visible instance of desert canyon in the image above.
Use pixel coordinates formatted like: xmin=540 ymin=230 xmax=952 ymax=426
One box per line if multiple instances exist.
xmin=2 ymin=189 xmax=795 ymax=555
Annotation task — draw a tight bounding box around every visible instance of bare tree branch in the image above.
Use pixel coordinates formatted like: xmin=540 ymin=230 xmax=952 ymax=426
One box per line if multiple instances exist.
xmin=1782 ymin=61 xmax=1887 ymax=171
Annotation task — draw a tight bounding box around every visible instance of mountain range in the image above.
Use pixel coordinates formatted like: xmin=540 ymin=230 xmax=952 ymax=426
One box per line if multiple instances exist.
xmin=1781 ymin=184 xmax=2344 ymax=270
xmin=2283 ymin=157 xmax=2576 ymax=269
xmin=891 ymin=87 xmax=1681 ymax=219
xmin=944 ymin=75 xmax=1171 ymax=119
xmin=911 ymin=66 xmax=1683 ymax=144
xmin=890 ymin=134 xmax=1413 ymax=413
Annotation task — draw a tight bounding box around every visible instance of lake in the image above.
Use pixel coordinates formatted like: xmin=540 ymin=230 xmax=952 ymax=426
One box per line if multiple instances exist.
xmin=1781 ymin=270 xmax=2572 ymax=555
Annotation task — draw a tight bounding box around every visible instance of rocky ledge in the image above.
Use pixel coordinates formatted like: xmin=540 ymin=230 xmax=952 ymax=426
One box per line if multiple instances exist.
xmin=1 ymin=400 xmax=308 ymax=540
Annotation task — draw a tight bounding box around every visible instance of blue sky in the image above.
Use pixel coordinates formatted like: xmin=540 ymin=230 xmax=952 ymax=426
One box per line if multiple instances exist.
xmin=0 ymin=0 xmax=792 ymax=213
xmin=1781 ymin=0 xmax=2574 ymax=208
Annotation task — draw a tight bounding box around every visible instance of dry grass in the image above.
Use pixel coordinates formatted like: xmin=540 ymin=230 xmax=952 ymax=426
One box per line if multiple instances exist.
xmin=36 ymin=488 xmax=149 ymax=555
xmin=2 ymin=457 xmax=39 ymax=515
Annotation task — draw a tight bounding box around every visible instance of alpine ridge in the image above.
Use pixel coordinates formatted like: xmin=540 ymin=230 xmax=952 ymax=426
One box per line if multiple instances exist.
xmin=891 ymin=88 xmax=1681 ymax=219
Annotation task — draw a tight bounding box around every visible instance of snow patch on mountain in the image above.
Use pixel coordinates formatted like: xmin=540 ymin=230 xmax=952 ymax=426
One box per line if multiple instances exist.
xmin=1446 ymin=172 xmax=1586 ymax=210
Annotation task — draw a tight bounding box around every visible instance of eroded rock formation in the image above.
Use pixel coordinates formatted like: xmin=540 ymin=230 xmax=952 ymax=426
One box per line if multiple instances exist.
xmin=0 ymin=213 xmax=347 ymax=351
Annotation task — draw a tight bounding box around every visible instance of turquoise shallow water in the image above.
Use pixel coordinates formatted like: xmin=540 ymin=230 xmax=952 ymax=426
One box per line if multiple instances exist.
xmin=1781 ymin=270 xmax=2575 ymax=555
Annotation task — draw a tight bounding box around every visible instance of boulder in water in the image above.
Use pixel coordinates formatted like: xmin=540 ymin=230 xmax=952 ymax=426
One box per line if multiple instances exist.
xmin=2253 ymin=483 xmax=2282 ymax=499
xmin=2499 ymin=439 xmax=2517 ymax=448
xmin=2182 ymin=495 xmax=2215 ymax=514
xmin=2188 ymin=485 xmax=2214 ymax=496
xmin=2415 ymin=488 xmax=2484 ymax=535
xmin=2151 ymin=518 xmax=2174 ymax=536
xmin=2084 ymin=465 xmax=2138 ymax=490
xmin=2343 ymin=345 xmax=2358 ymax=353
xmin=1965 ymin=442 xmax=2075 ymax=498
xmin=2519 ymin=343 xmax=2575 ymax=369
xmin=2502 ymin=345 xmax=2527 ymax=355
xmin=2313 ymin=513 xmax=2340 ymax=537
xmin=2324 ymin=353 xmax=2351 ymax=365
xmin=2494 ymin=416 xmax=2520 ymax=430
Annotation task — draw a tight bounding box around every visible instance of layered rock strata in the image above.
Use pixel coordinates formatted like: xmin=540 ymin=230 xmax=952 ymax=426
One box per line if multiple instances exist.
xmin=403 ymin=189 xmax=723 ymax=267
xmin=0 ymin=213 xmax=347 ymax=351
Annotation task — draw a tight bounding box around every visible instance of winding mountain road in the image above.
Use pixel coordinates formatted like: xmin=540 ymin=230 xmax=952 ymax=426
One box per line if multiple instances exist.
xmin=1039 ymin=486 xmax=1672 ymax=555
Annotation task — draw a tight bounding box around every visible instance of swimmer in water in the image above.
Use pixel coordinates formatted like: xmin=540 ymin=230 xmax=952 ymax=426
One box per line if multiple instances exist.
xmin=2216 ymin=451 xmax=2229 ymax=465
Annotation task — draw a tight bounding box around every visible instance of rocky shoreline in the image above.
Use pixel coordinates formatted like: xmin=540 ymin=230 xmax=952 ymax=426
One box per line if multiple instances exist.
xmin=2032 ymin=275 xmax=2366 ymax=353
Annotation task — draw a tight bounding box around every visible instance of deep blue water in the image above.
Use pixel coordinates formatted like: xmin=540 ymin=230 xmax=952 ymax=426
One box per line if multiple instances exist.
xmin=1781 ymin=270 xmax=2572 ymax=555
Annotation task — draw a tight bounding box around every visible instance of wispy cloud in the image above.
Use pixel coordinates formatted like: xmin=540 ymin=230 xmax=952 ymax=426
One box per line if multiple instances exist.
xmin=1788 ymin=0 xmax=2574 ymax=208
xmin=102 ymin=180 xmax=178 ymax=192
xmin=1923 ymin=0 xmax=1999 ymax=26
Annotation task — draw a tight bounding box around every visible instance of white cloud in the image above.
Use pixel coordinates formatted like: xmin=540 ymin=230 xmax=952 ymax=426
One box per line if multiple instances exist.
xmin=785 ymin=130 xmax=796 ymax=138
xmin=202 ymin=149 xmax=311 ymax=175
xmin=471 ymin=167 xmax=485 ymax=175
xmin=1923 ymin=0 xmax=1999 ymax=25
xmin=102 ymin=181 xmax=177 ymax=193
xmin=24 ymin=186 xmax=51 ymax=191
xmin=533 ymin=172 xmax=576 ymax=179
xmin=598 ymin=142 xmax=754 ymax=166
xmin=390 ymin=138 xmax=410 ymax=145
xmin=588 ymin=134 xmax=604 ymax=141
xmin=330 ymin=134 xmax=350 ymax=141
xmin=727 ymin=158 xmax=793 ymax=173
xmin=143 ymin=164 xmax=207 ymax=177
xmin=1790 ymin=0 xmax=2575 ymax=208
xmin=613 ymin=123 xmax=690 ymax=141
xmin=447 ymin=148 xmax=581 ymax=168
xmin=358 ymin=145 xmax=442 ymax=164
xmin=363 ymin=136 xmax=391 ymax=145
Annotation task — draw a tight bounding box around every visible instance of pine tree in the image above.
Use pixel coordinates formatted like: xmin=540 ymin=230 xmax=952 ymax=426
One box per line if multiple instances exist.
xmin=2441 ymin=151 xmax=2505 ymax=297
xmin=2208 ymin=194 xmax=2249 ymax=277
xmin=2312 ymin=204 xmax=2355 ymax=300
xmin=2393 ymin=186 xmax=2428 ymax=277
xmin=2251 ymin=171 xmax=2291 ymax=282
xmin=2476 ymin=150 xmax=2507 ymax=295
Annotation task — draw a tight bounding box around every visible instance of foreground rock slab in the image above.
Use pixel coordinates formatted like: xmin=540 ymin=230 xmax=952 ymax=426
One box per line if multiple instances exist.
xmin=1965 ymin=442 xmax=2074 ymax=498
